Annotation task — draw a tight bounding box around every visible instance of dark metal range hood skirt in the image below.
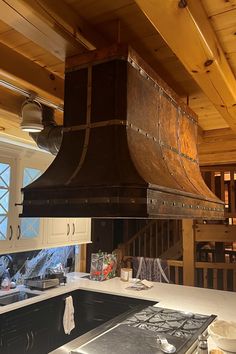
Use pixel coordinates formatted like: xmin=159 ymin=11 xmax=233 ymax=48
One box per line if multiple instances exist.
xmin=21 ymin=44 xmax=224 ymax=219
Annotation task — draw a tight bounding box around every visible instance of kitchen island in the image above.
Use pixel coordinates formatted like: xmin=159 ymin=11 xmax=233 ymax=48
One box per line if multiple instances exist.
xmin=55 ymin=273 xmax=236 ymax=353
xmin=0 ymin=273 xmax=235 ymax=353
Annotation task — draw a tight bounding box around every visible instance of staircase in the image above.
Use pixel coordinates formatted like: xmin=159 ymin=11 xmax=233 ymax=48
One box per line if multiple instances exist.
xmin=115 ymin=218 xmax=236 ymax=291
xmin=115 ymin=219 xmax=183 ymax=285
xmin=118 ymin=219 xmax=182 ymax=259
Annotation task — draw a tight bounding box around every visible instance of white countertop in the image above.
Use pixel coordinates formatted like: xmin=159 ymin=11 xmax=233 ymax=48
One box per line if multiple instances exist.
xmin=1 ymin=272 xmax=235 ymax=319
xmin=1 ymin=273 xmax=236 ymax=352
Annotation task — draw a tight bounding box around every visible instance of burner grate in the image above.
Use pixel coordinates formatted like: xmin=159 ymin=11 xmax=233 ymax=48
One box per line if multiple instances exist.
xmin=122 ymin=306 xmax=216 ymax=353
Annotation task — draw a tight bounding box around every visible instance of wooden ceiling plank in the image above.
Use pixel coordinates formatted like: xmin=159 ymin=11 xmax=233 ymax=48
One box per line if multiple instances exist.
xmin=199 ymin=139 xmax=236 ymax=154
xmin=0 ymin=0 xmax=70 ymax=60
xmin=0 ymin=28 xmax=29 ymax=47
xmin=0 ymin=88 xmax=23 ymax=117
xmin=135 ymin=0 xmax=236 ymax=133
xmin=0 ymin=0 xmax=107 ymax=61
xmin=203 ymin=128 xmax=233 ymax=138
xmin=0 ymin=42 xmax=64 ymax=105
xmin=0 ymin=19 xmax=11 ymax=33
xmin=9 ymin=41 xmax=65 ymax=78
xmin=0 ymin=114 xmax=34 ymax=144
xmin=215 ymin=26 xmax=236 ymax=56
xmin=203 ymin=0 xmax=236 ymax=17
xmin=188 ymin=93 xmax=229 ymax=129
xmin=209 ymin=8 xmax=236 ymax=31
xmin=199 ymin=150 xmax=236 ymax=165
xmin=14 ymin=41 xmax=48 ymax=58
xmin=199 ymin=127 xmax=236 ymax=165
xmin=66 ymin=0 xmax=134 ymax=22
xmin=34 ymin=0 xmax=107 ymax=49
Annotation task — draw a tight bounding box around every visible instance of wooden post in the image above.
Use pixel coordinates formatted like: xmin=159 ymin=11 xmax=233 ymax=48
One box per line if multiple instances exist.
xmin=183 ymin=219 xmax=195 ymax=286
xmin=123 ymin=220 xmax=130 ymax=243
xmin=75 ymin=244 xmax=87 ymax=272
xmin=215 ymin=242 xmax=225 ymax=262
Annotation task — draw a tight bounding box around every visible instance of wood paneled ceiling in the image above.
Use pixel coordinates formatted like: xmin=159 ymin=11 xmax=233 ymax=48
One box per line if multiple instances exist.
xmin=0 ymin=0 xmax=235 ymax=164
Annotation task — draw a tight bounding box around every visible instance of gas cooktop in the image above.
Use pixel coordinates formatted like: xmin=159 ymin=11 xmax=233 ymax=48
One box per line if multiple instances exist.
xmin=75 ymin=306 xmax=216 ymax=354
xmin=121 ymin=306 xmax=216 ymax=353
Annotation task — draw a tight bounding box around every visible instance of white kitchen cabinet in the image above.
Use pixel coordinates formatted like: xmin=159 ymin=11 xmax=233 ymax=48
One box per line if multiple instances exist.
xmin=0 ymin=142 xmax=91 ymax=254
xmin=0 ymin=143 xmax=52 ymax=254
xmin=70 ymin=218 xmax=91 ymax=243
xmin=46 ymin=218 xmax=70 ymax=245
xmin=46 ymin=218 xmax=91 ymax=246
xmin=14 ymin=156 xmax=49 ymax=251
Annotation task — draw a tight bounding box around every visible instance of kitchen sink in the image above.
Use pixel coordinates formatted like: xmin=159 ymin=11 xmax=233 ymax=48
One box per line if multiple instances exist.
xmin=0 ymin=291 xmax=39 ymax=306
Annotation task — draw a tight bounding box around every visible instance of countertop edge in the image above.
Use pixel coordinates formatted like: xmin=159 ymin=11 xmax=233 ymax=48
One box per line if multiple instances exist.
xmin=0 ymin=273 xmax=236 ymax=323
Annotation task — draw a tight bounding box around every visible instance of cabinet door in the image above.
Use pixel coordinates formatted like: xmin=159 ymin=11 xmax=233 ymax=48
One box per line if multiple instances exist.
xmin=52 ymin=290 xmax=80 ymax=348
xmin=30 ymin=327 xmax=50 ymax=354
xmin=0 ymin=156 xmax=16 ymax=251
xmin=14 ymin=164 xmax=45 ymax=250
xmin=1 ymin=329 xmax=30 ymax=354
xmin=70 ymin=218 xmax=91 ymax=243
xmin=0 ymin=145 xmax=55 ymax=254
xmin=30 ymin=305 xmax=53 ymax=354
xmin=1 ymin=306 xmax=32 ymax=354
xmin=46 ymin=218 xmax=71 ymax=245
xmin=1 ymin=298 xmax=57 ymax=354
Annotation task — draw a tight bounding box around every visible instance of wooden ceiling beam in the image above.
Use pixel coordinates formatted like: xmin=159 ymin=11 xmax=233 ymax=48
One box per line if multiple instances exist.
xmin=135 ymin=0 xmax=236 ymax=133
xmin=34 ymin=0 xmax=107 ymax=50
xmin=0 ymin=0 xmax=107 ymax=61
xmin=0 ymin=42 xmax=64 ymax=105
xmin=0 ymin=89 xmax=23 ymax=118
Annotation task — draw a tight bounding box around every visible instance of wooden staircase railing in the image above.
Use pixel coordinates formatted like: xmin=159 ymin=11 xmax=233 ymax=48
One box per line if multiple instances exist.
xmin=158 ymin=260 xmax=236 ymax=291
xmin=120 ymin=257 xmax=183 ymax=285
xmin=116 ymin=219 xmax=236 ymax=292
xmin=196 ymin=262 xmax=236 ymax=291
xmin=167 ymin=260 xmax=236 ymax=291
xmin=118 ymin=219 xmax=182 ymax=259
xmin=201 ymin=165 xmax=236 ymax=218
xmin=120 ymin=258 xmax=236 ymax=291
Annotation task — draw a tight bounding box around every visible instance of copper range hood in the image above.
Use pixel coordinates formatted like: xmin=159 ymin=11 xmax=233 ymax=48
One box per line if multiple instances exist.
xmin=21 ymin=44 xmax=224 ymax=219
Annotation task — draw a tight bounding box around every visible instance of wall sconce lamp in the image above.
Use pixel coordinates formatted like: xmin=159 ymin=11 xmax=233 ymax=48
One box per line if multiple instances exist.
xmin=20 ymin=99 xmax=44 ymax=132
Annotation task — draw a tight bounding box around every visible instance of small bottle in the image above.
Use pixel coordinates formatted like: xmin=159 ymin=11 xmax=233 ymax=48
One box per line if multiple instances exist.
xmin=197 ymin=334 xmax=208 ymax=354
xmin=1 ymin=268 xmax=11 ymax=291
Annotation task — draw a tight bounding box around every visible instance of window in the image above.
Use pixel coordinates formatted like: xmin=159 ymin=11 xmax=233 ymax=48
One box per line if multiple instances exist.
xmin=0 ymin=162 xmax=11 ymax=240
xmin=20 ymin=167 xmax=42 ymax=239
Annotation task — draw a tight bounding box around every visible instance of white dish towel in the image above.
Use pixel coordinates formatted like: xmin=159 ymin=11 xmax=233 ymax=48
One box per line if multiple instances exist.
xmin=63 ymin=295 xmax=75 ymax=335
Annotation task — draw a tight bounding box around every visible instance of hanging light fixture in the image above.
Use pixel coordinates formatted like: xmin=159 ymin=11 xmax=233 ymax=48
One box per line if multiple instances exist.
xmin=20 ymin=99 xmax=44 ymax=132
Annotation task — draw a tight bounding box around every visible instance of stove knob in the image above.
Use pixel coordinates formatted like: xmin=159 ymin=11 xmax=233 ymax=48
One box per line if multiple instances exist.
xmin=197 ymin=334 xmax=208 ymax=354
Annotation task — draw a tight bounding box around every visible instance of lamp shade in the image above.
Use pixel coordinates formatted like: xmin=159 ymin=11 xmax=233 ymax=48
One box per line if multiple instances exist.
xmin=21 ymin=100 xmax=43 ymax=132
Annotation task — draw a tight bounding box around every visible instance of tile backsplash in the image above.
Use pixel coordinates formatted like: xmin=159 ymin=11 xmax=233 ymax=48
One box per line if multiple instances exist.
xmin=0 ymin=246 xmax=75 ymax=284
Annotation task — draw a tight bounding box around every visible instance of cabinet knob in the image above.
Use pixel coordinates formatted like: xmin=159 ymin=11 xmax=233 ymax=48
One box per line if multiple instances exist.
xmin=9 ymin=225 xmax=13 ymax=240
xmin=17 ymin=225 xmax=21 ymax=240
